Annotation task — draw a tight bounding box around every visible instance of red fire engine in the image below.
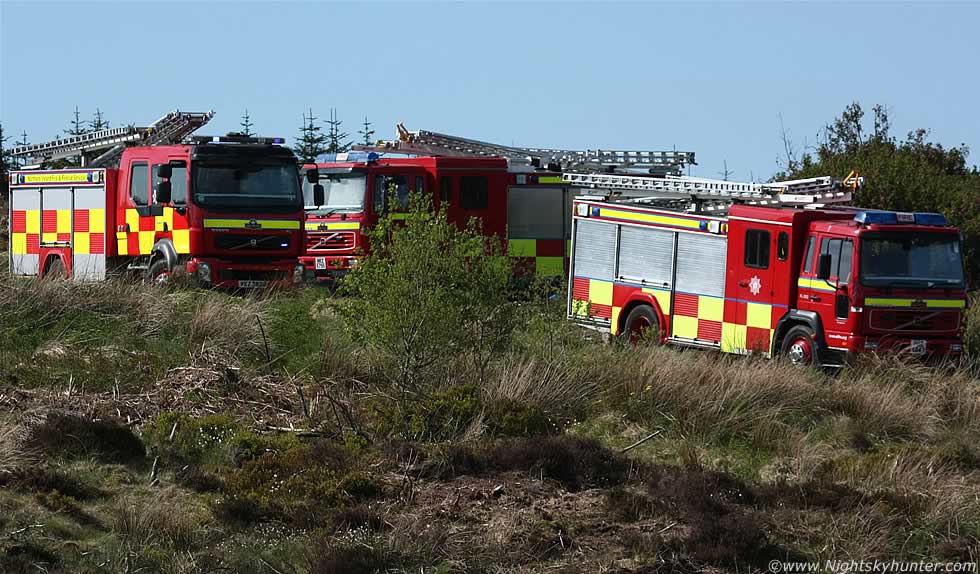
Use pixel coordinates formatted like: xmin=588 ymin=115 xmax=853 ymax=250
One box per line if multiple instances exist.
xmin=566 ymin=172 xmax=967 ymax=365
xmin=300 ymin=125 xmax=695 ymax=281
xmin=8 ymin=111 xmax=309 ymax=288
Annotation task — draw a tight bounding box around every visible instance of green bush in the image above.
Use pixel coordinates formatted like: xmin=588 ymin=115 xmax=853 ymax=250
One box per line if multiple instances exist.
xmin=217 ymin=445 xmax=381 ymax=527
xmin=486 ymin=398 xmax=560 ymax=437
xmin=964 ymin=293 xmax=979 ymax=371
xmin=142 ymin=413 xmax=300 ymax=466
xmin=340 ymin=192 xmax=519 ymax=393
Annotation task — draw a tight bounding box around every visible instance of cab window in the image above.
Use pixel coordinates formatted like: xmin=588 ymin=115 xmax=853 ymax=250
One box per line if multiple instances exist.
xmin=460 ymin=176 xmax=488 ymax=210
xmin=129 ymin=162 xmax=149 ymax=206
xmin=777 ymin=232 xmax=789 ymax=261
xmin=802 ymin=236 xmax=816 ymax=274
xmin=152 ymin=162 xmax=187 ymax=205
xmin=744 ymin=229 xmax=770 ymax=269
xmin=374 ymin=174 xmax=410 ymax=213
xmin=440 ymin=176 xmax=452 ymax=203
xmin=820 ymin=238 xmax=854 ymax=284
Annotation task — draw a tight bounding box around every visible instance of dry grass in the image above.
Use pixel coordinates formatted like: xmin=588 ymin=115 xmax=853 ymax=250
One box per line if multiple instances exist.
xmin=483 ymin=356 xmax=601 ymax=418
xmin=0 ymin=420 xmax=37 ymax=475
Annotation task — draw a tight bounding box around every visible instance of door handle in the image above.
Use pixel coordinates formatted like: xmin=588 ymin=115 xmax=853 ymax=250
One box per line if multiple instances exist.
xmin=738 ymin=280 xmax=748 ymax=287
xmin=811 ymin=296 xmax=822 ymax=302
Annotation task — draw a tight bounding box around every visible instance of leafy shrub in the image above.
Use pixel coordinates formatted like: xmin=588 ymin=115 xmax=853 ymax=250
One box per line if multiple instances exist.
xmin=217 ymin=444 xmax=382 ymax=527
xmin=486 ymin=398 xmax=559 ymax=437
xmin=142 ymin=412 xmax=300 ymax=466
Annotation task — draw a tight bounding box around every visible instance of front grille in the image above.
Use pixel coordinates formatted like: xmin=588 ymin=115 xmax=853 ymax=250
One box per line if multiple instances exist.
xmin=868 ymin=309 xmax=960 ymax=333
xmin=217 ymin=269 xmax=288 ymax=281
xmin=306 ymin=231 xmax=356 ymax=252
xmin=215 ymin=234 xmax=291 ymax=251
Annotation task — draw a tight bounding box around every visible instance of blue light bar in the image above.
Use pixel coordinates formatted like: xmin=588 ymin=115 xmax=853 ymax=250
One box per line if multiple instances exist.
xmin=315 ymin=151 xmax=379 ymax=164
xmin=854 ymin=210 xmax=948 ymax=226
xmin=854 ymin=211 xmax=897 ymax=225
xmin=914 ymin=212 xmax=947 ymax=226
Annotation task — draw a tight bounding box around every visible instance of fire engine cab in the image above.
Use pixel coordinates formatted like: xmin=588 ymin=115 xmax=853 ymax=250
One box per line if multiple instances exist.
xmin=8 ymin=111 xmax=308 ymax=288
xmin=299 ymin=125 xmax=696 ymax=281
xmin=566 ymin=173 xmax=967 ymax=366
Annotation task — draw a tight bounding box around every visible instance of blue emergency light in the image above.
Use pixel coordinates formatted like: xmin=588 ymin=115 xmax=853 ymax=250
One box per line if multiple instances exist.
xmin=315 ymin=151 xmax=379 ymax=164
xmin=853 ymin=211 xmax=947 ymax=226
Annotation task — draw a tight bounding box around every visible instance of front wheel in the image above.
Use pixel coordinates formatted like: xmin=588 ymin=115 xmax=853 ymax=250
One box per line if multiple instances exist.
xmin=621 ymin=305 xmax=660 ymax=346
xmin=146 ymin=259 xmax=172 ymax=285
xmin=781 ymin=325 xmax=819 ymax=367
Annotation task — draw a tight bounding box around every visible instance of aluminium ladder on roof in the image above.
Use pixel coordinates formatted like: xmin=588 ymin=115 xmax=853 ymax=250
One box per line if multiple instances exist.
xmin=565 ymin=172 xmax=862 ymax=214
xmin=10 ymin=110 xmax=215 ymax=168
xmin=356 ymin=123 xmax=696 ymax=175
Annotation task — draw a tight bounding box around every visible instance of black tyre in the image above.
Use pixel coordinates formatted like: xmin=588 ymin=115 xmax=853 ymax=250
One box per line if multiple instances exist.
xmin=43 ymin=257 xmax=66 ymax=280
xmin=621 ymin=305 xmax=659 ymax=345
xmin=781 ymin=325 xmax=819 ymax=367
xmin=147 ymin=258 xmax=172 ymax=285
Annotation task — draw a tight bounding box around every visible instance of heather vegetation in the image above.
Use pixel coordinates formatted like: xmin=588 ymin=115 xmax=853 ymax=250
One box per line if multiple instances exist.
xmin=1 ymin=195 xmax=978 ymax=573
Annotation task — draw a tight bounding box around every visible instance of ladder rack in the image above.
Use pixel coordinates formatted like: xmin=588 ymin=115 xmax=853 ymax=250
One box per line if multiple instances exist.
xmin=357 ymin=123 xmax=696 ymax=175
xmin=566 ymin=172 xmax=862 ymax=214
xmin=11 ymin=110 xmax=214 ymax=168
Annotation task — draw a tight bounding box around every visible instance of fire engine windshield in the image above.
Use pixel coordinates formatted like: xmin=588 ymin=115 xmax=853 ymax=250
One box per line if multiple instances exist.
xmin=860 ymin=233 xmax=965 ymax=288
xmin=303 ymin=174 xmax=366 ymax=215
xmin=192 ymin=163 xmax=301 ymax=209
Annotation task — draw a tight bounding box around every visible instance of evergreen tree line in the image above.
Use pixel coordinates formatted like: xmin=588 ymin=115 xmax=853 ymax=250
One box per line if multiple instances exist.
xmin=291 ymin=107 xmax=374 ymax=163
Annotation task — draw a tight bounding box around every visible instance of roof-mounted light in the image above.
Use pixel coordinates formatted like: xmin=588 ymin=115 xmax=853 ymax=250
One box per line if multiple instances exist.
xmin=315 ymin=151 xmax=379 ymax=164
xmin=190 ymin=135 xmax=285 ymax=145
xmin=854 ymin=210 xmax=948 ymax=227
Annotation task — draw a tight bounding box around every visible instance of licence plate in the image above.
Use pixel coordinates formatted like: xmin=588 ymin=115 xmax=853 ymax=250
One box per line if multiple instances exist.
xmin=315 ymin=257 xmax=327 ymax=270
xmin=910 ymin=339 xmax=927 ymax=355
xmin=238 ymin=280 xmax=268 ymax=289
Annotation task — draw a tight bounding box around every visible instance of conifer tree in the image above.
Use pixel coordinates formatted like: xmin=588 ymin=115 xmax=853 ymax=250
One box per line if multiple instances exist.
xmin=325 ymin=108 xmax=351 ymax=153
xmin=0 ymin=123 xmax=11 ymax=199
xmin=65 ymin=106 xmax=88 ymax=137
xmin=89 ymin=108 xmax=110 ymax=132
xmin=293 ymin=109 xmax=328 ymax=163
xmin=358 ymin=116 xmax=375 ymax=146
xmin=240 ymin=109 xmax=254 ymax=137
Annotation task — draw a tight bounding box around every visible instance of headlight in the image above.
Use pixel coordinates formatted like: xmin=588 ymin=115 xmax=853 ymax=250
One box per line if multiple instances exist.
xmin=864 ymin=340 xmax=879 ymax=351
xmin=197 ymin=262 xmax=212 ymax=283
xmin=293 ymin=264 xmax=305 ymax=283
xmin=950 ymin=344 xmax=963 ymax=353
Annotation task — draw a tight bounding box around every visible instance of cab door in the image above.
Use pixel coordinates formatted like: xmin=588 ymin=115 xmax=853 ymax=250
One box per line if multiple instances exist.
xmin=734 ymin=226 xmax=777 ymax=353
xmin=117 ymin=158 xmax=157 ymax=257
xmin=806 ymin=235 xmax=854 ymax=349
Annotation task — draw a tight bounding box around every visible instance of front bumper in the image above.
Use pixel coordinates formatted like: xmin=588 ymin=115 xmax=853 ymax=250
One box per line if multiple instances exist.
xmin=186 ymin=257 xmax=303 ymax=289
xmin=299 ymin=254 xmax=359 ymax=282
xmin=846 ymin=335 xmax=964 ymax=359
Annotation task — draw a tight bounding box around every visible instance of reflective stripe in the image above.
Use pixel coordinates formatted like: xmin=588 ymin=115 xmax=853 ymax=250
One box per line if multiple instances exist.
xmin=797 ymin=277 xmax=836 ymax=292
xmin=508 ymin=238 xmax=536 ymax=257
xmin=535 ymin=256 xmax=563 ymax=276
xmin=305 ymin=222 xmax=360 ymax=231
xmin=537 ymin=176 xmax=563 ymax=183
xmin=204 ymin=218 xmax=301 ymax=230
xmin=865 ymin=297 xmax=966 ymax=309
xmin=598 ymin=207 xmax=702 ymax=229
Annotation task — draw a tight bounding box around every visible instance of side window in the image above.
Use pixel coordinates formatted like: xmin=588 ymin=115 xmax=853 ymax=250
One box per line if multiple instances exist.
xmin=373 ymin=175 xmax=385 ymax=213
xmin=839 ymin=239 xmax=853 ymax=284
xmin=152 ymin=162 xmax=187 ymax=205
xmin=129 ymin=162 xmax=149 ymax=206
xmin=802 ymin=236 xmax=816 ymax=274
xmin=440 ymin=176 xmax=452 ymax=203
xmin=459 ymin=175 xmax=488 ymax=210
xmin=744 ymin=229 xmax=771 ymax=269
xmin=415 ymin=176 xmax=425 ymax=195
xmin=822 ymin=238 xmax=842 ymax=279
xmin=777 ymin=232 xmax=789 ymax=261
xmin=374 ymin=175 xmax=409 ymax=213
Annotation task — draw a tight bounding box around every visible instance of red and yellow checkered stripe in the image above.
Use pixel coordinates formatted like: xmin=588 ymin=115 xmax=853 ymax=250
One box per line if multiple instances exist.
xmin=115 ymin=207 xmax=190 ymax=256
xmin=11 ymin=208 xmax=105 ymax=255
xmin=508 ymin=238 xmax=567 ymax=277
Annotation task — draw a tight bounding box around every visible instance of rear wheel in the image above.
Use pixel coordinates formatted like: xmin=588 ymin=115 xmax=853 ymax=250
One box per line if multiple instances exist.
xmin=43 ymin=257 xmax=66 ymax=280
xmin=147 ymin=259 xmax=172 ymax=285
xmin=782 ymin=325 xmax=818 ymax=367
xmin=621 ymin=305 xmax=659 ymax=345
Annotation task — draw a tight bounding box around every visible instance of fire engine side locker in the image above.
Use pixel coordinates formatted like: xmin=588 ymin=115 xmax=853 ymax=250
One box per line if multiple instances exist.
xmin=9 ymin=170 xmax=109 ymax=281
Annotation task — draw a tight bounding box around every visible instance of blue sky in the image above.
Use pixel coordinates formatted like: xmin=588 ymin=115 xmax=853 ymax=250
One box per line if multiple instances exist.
xmin=2 ymin=1 xmax=977 ymax=180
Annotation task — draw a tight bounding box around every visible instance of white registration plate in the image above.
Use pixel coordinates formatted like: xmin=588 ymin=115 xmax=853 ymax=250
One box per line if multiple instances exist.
xmin=910 ymin=339 xmax=927 ymax=355
xmin=315 ymin=257 xmax=327 ymax=270
xmin=238 ymin=280 xmax=268 ymax=289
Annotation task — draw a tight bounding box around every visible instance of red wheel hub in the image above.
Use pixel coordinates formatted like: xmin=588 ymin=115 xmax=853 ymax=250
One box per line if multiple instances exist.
xmin=787 ymin=336 xmax=813 ymax=366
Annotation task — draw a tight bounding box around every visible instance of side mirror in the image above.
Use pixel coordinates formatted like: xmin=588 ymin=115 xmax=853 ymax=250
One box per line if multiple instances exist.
xmin=306 ymin=168 xmax=319 ymax=184
xmin=156 ymin=180 xmax=172 ymax=204
xmin=156 ymin=164 xmax=172 ymax=179
xmin=313 ymin=183 xmax=325 ymax=207
xmin=817 ymin=253 xmax=833 ymax=280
